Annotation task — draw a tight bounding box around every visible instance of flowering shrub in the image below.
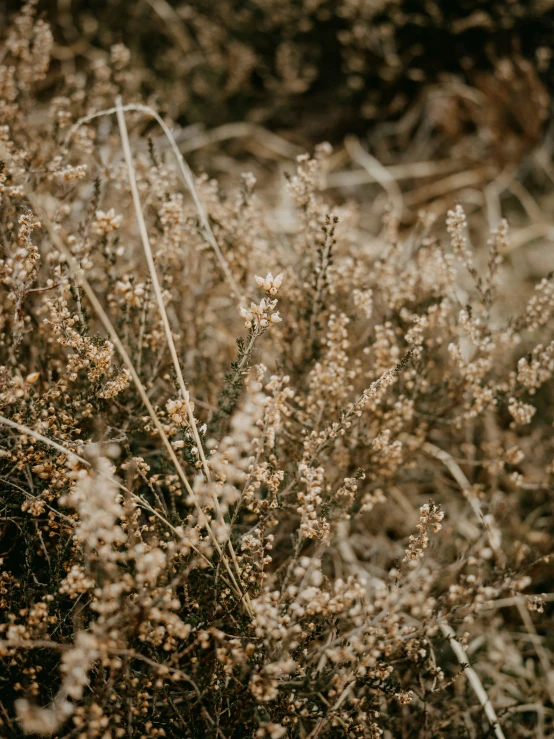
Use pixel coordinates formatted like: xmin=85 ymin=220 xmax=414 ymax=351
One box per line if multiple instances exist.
xmin=0 ymin=4 xmax=553 ymax=738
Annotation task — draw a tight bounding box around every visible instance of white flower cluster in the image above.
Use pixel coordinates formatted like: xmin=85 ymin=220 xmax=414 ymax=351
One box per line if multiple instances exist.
xmin=240 ymin=272 xmax=284 ymax=330
xmin=91 ymin=208 xmax=123 ymax=237
xmin=166 ymin=397 xmax=193 ymax=426
xmin=254 ymin=271 xmax=284 ymax=296
xmin=508 ymin=397 xmax=536 ymax=426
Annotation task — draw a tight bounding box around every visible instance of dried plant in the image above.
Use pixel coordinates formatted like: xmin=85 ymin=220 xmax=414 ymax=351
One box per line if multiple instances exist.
xmin=0 ymin=4 xmax=553 ymax=739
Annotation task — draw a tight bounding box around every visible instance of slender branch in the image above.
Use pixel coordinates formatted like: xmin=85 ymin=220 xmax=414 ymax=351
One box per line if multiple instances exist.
xmin=115 ymin=97 xmax=251 ymax=614
xmin=440 ymin=622 xmax=506 ymax=739
xmin=419 ymin=440 xmax=506 ymax=566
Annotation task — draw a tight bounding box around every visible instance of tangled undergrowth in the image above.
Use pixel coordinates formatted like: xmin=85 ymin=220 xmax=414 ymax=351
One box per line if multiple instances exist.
xmin=15 ymin=0 xmax=554 ymax=154
xmin=1 ymin=3 xmax=553 ymax=738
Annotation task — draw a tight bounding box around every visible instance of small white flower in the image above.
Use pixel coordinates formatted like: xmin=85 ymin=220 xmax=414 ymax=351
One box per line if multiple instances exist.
xmin=255 ymin=273 xmax=272 ymax=291
xmin=254 ymin=272 xmax=284 ymax=294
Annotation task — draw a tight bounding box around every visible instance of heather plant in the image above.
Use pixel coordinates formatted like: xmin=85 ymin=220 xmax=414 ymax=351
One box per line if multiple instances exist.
xmin=0 ymin=4 xmax=553 ymax=739
xmin=14 ymin=0 xmax=553 ymax=164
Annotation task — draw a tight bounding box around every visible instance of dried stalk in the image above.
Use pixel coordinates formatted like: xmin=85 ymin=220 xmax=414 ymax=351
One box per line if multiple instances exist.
xmin=440 ymin=622 xmax=506 ymax=739
xmin=115 ymin=98 xmax=252 ymax=615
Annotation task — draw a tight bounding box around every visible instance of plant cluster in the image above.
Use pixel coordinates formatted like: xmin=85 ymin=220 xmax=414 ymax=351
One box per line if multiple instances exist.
xmin=0 ymin=3 xmax=553 ymax=739
xmin=13 ymin=0 xmax=553 ymax=163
